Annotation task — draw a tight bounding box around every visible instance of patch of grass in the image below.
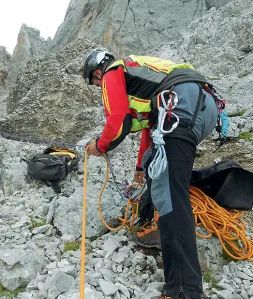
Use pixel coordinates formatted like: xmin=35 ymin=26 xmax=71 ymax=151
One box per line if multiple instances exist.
xmin=238 ymin=131 xmax=252 ymax=142
xmin=228 ymin=109 xmax=246 ymax=117
xmin=63 ymin=240 xmax=81 ymax=252
xmin=207 ymin=77 xmax=221 ymax=81
xmin=0 ymin=284 xmax=25 ymax=298
xmin=203 ymin=269 xmax=223 ymax=291
xmin=28 ymin=216 xmax=46 ymax=232
xmin=228 ymin=86 xmax=233 ymax=96
xmin=238 ymin=71 xmax=250 ymax=78
xmin=222 ymin=240 xmax=241 ymax=262
xmin=130 ymin=225 xmax=142 ymax=233
xmin=211 ymin=279 xmax=224 ymax=291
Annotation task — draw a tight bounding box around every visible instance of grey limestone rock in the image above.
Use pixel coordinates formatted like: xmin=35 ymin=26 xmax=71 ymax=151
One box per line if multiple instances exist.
xmin=50 ymin=0 xmax=209 ymax=55
xmin=3 ymin=39 xmax=103 ymax=144
xmin=7 ymin=24 xmax=51 ymax=84
xmin=205 ymin=0 xmax=233 ymax=9
xmin=0 ymin=248 xmax=45 ymax=291
xmin=0 ymin=46 xmax=11 ymax=86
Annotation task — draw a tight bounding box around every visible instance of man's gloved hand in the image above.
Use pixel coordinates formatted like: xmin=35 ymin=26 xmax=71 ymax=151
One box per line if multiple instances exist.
xmin=133 ymin=170 xmax=145 ymax=183
xmin=87 ymin=139 xmax=102 ymax=156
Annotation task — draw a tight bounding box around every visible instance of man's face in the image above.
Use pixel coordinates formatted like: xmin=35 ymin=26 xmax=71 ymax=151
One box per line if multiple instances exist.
xmin=91 ymin=70 xmax=102 ymax=87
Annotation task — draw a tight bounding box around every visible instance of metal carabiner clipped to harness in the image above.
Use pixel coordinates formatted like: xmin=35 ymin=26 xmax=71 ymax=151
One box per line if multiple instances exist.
xmin=157 ymin=90 xmax=180 ymax=134
xmin=160 ymin=90 xmax=179 ymax=109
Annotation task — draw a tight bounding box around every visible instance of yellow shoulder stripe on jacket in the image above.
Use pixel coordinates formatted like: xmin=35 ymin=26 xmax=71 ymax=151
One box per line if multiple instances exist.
xmin=102 ymin=80 xmax=111 ymax=115
xmin=112 ymin=123 xmax=123 ymax=141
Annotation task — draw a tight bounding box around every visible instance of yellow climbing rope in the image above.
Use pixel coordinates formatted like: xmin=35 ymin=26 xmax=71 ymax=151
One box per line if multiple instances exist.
xmin=190 ymin=185 xmax=253 ymax=261
xmin=80 ymin=149 xmax=88 ymax=299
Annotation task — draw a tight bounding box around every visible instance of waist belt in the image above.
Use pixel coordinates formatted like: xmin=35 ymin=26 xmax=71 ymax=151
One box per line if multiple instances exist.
xmin=163 ymin=126 xmax=198 ymax=146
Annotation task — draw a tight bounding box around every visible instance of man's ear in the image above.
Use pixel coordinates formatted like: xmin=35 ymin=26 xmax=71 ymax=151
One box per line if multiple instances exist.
xmin=94 ymin=69 xmax=102 ymax=79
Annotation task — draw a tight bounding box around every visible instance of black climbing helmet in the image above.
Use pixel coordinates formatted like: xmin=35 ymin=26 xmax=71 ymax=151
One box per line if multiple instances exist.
xmin=83 ymin=49 xmax=115 ymax=85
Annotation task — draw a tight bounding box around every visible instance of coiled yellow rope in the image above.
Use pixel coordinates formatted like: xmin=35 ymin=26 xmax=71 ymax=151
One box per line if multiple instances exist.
xmin=190 ymin=185 xmax=253 ymax=261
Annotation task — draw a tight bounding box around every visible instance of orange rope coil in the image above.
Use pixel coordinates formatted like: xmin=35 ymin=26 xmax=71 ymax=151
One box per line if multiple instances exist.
xmin=190 ymin=185 xmax=253 ymax=261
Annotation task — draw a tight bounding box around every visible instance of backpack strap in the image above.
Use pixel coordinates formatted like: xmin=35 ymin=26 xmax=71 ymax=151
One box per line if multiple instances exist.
xmin=50 ymin=181 xmax=61 ymax=193
xmin=188 ymin=84 xmax=206 ymax=129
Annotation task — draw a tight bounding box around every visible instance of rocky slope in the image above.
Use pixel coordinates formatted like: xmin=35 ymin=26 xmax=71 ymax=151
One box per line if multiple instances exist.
xmin=0 ymin=133 xmax=253 ymax=299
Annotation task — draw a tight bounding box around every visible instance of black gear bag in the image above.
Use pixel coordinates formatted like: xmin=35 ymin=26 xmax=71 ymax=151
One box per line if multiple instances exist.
xmin=24 ymin=147 xmax=80 ymax=193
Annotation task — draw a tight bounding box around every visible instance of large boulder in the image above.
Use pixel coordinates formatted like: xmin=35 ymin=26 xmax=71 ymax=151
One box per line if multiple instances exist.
xmin=7 ymin=24 xmax=51 ymax=84
xmin=2 ymin=39 xmax=103 ymax=144
xmin=0 ymin=248 xmax=45 ymax=291
xmin=50 ymin=0 xmax=209 ymax=55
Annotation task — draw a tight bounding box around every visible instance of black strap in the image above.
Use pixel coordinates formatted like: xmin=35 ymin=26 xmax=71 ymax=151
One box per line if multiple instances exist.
xmin=20 ymin=158 xmax=28 ymax=163
xmin=188 ymin=84 xmax=206 ymax=129
xmin=50 ymin=181 xmax=61 ymax=193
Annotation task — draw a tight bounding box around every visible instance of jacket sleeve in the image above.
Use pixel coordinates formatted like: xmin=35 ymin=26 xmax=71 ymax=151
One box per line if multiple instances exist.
xmin=96 ymin=67 xmax=132 ymax=153
xmin=136 ymin=128 xmax=151 ymax=170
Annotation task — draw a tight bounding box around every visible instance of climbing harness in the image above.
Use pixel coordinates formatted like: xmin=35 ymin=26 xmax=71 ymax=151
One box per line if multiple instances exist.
xmin=148 ymin=89 xmax=179 ymax=180
xmin=148 ymin=84 xmax=209 ymax=180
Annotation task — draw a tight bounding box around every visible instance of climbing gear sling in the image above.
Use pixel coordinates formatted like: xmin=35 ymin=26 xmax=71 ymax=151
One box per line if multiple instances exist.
xmin=148 ymin=83 xmax=206 ymax=180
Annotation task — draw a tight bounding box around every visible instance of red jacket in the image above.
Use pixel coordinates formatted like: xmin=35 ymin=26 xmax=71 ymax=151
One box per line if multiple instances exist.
xmin=96 ymin=66 xmax=151 ymax=169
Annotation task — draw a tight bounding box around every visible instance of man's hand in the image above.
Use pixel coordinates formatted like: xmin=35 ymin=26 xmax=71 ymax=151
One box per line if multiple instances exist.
xmin=87 ymin=140 xmax=102 ymax=156
xmin=133 ymin=170 xmax=145 ymax=183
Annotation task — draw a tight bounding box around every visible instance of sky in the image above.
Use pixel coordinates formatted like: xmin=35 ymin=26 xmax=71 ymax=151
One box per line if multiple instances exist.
xmin=0 ymin=0 xmax=70 ymax=54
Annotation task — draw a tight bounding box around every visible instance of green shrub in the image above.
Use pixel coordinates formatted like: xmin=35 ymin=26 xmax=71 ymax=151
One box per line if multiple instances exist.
xmin=238 ymin=131 xmax=252 ymax=141
xmin=28 ymin=216 xmax=46 ymax=232
xmin=203 ymin=269 xmax=223 ymax=290
xmin=63 ymin=241 xmax=81 ymax=252
xmin=0 ymin=284 xmax=25 ymax=298
xmin=222 ymin=240 xmax=240 ymax=262
xmin=228 ymin=109 xmax=246 ymax=117
xmin=207 ymin=77 xmax=221 ymax=81
xmin=238 ymin=71 xmax=249 ymax=78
